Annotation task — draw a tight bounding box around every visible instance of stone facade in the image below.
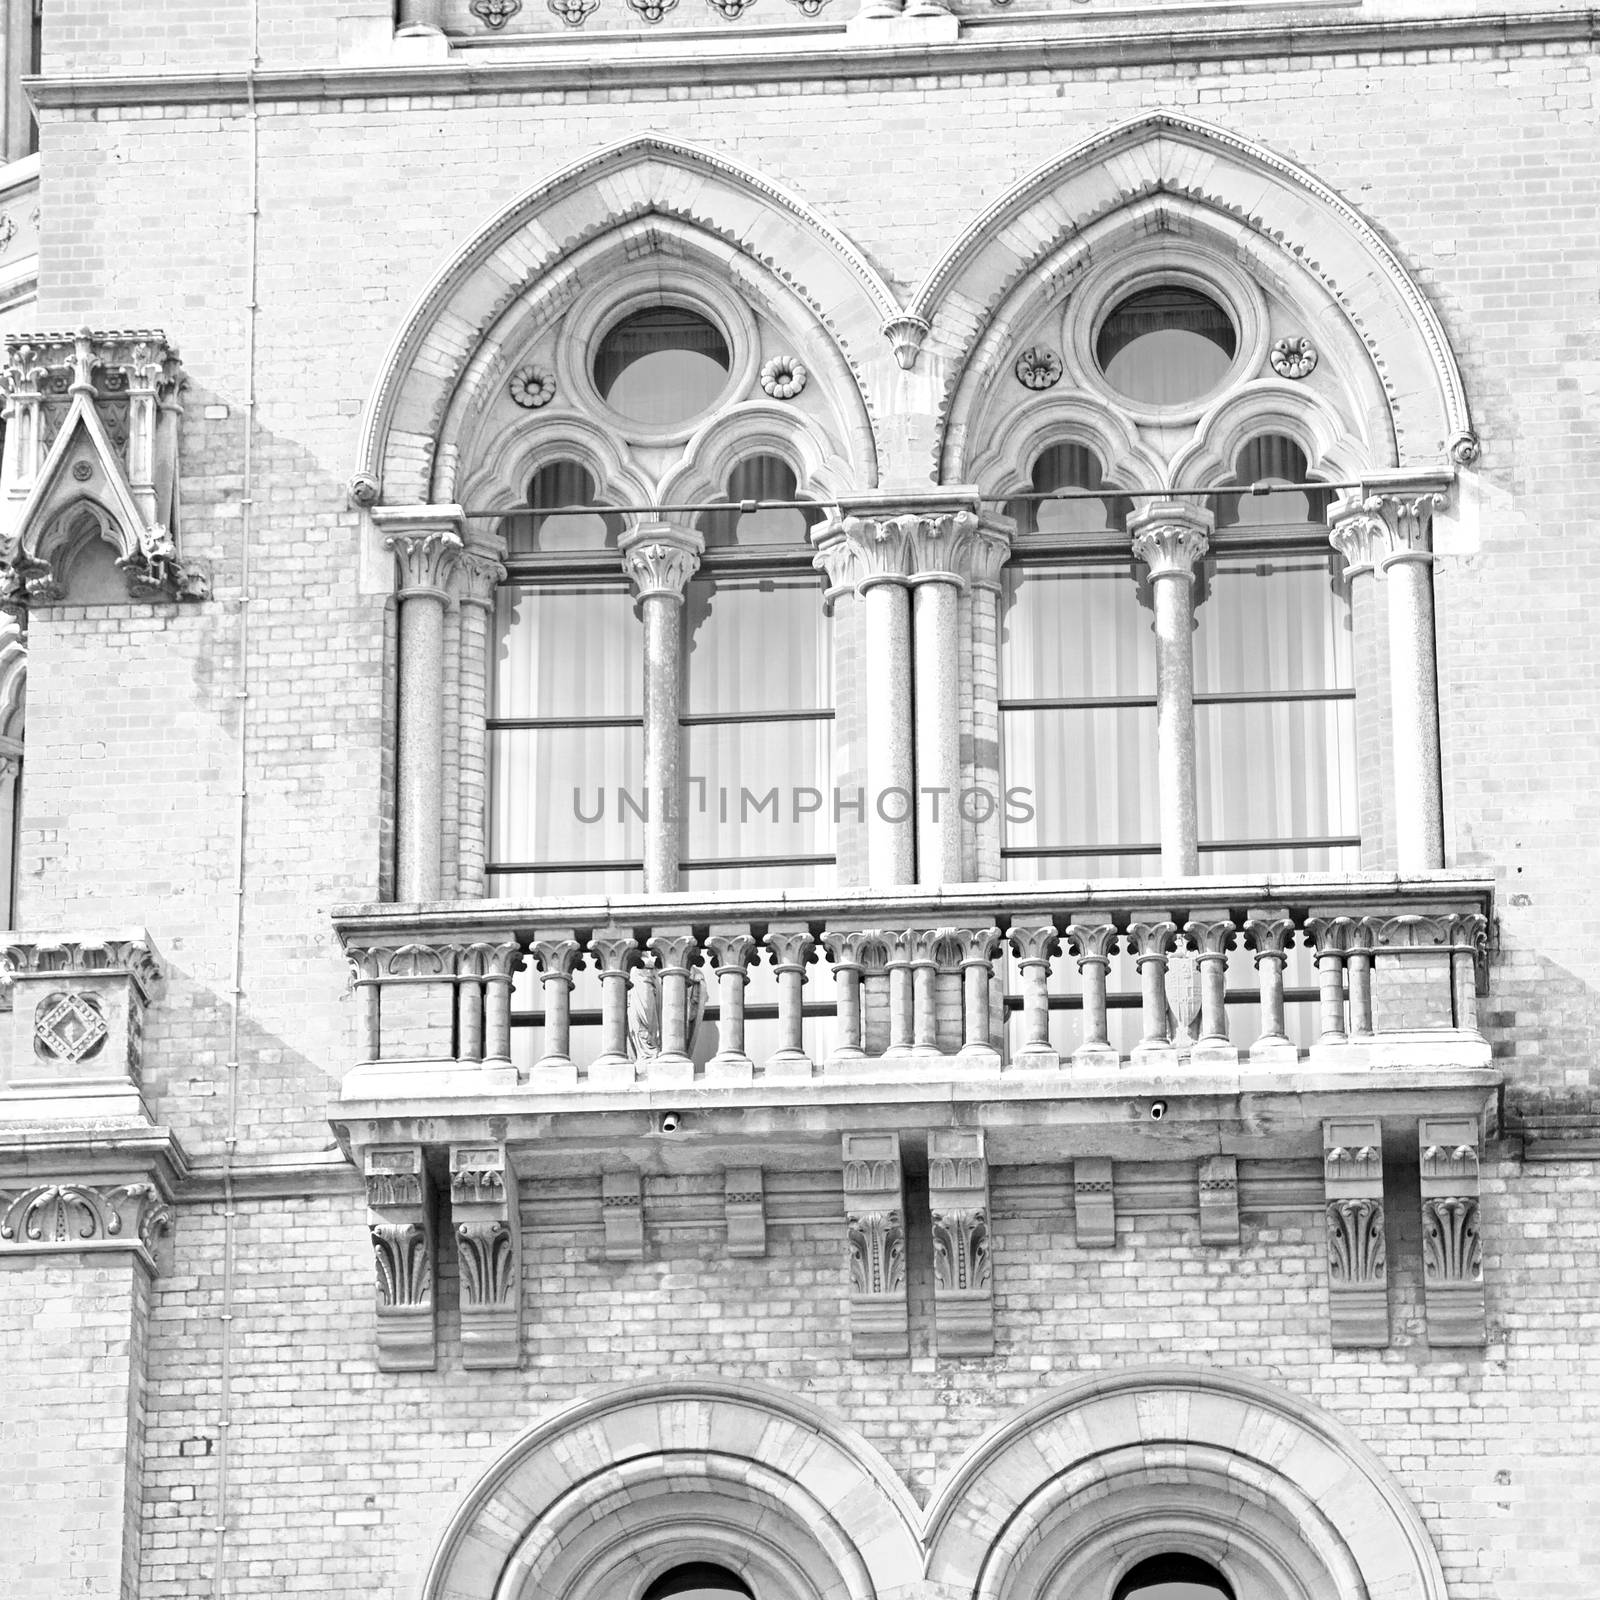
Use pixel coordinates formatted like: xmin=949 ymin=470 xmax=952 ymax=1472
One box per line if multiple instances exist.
xmin=1 ymin=4 xmax=1598 ymax=1600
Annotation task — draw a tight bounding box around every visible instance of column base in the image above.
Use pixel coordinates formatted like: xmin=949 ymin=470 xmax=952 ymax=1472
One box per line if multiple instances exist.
xmin=530 ymin=1056 xmax=579 ymax=1090
xmin=479 ymin=1059 xmax=518 ymax=1091
xmin=1071 ymin=1044 xmax=1120 ymax=1071
xmin=1130 ymin=1041 xmax=1178 ymax=1067
xmin=1190 ymin=1041 xmax=1240 ymax=1067
xmin=705 ymin=1052 xmax=754 ymax=1084
xmin=587 ymin=1054 xmax=639 ymax=1089
xmin=955 ymin=1045 xmax=1002 ymax=1074
xmin=763 ymin=1051 xmax=815 ymax=1081
xmin=646 ymin=1052 xmax=696 ymax=1086
xmin=1010 ymin=1046 xmax=1061 ymax=1072
xmin=1249 ymin=1035 xmax=1299 ymax=1064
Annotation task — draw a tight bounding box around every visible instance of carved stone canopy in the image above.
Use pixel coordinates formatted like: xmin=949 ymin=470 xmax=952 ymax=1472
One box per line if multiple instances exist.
xmin=0 ymin=329 xmax=207 ymax=612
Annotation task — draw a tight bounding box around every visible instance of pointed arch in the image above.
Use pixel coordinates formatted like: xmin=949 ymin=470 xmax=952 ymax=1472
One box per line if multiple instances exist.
xmin=354 ymin=138 xmax=899 ymax=507
xmin=919 ymin=112 xmax=1476 ymax=481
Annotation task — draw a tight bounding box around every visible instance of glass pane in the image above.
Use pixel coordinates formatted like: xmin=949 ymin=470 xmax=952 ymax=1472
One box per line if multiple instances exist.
xmin=594 ymin=307 xmax=730 ymax=425
xmin=489 ymin=725 xmax=644 ymax=868
xmin=680 ymin=861 xmax=834 ymax=892
xmin=488 ymin=867 xmax=641 ymax=900
xmin=1001 ymin=706 xmax=1159 ymax=861
xmin=1195 ymin=699 xmax=1358 ymax=850
xmin=683 ymin=576 xmax=831 ymax=715
xmin=494 ymin=585 xmax=642 ymax=720
xmin=1215 ymin=435 xmax=1329 ymax=528
xmin=1196 ymin=553 xmax=1351 ymax=694
xmin=1000 ymin=564 xmax=1153 ymax=700
xmin=1007 ymin=442 xmax=1128 ymax=536
xmin=504 ymin=462 xmax=622 ymax=554
xmin=1097 ymin=286 xmax=1236 ymax=406
xmin=700 ymin=456 xmax=822 ymax=547
xmin=682 ymin=718 xmax=835 ymax=868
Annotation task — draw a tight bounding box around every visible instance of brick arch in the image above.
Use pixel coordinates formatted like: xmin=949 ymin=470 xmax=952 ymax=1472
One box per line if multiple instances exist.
xmin=420 ymin=1380 xmax=923 ymax=1600
xmin=353 ymin=137 xmax=900 ymax=507
xmin=919 ymin=112 xmax=1476 ymax=482
xmin=922 ymin=1365 xmax=1448 ymax=1600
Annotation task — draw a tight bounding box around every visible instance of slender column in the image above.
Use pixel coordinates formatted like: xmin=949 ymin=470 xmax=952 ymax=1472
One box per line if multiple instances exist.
xmin=880 ymin=930 xmax=916 ymax=1056
xmin=1244 ymin=913 xmax=1297 ymax=1062
xmin=1347 ymin=919 xmax=1376 ymax=1039
xmin=1129 ymin=502 xmax=1212 ymax=876
xmin=1329 ymin=497 xmax=1391 ymax=869
xmin=647 ymin=926 xmax=699 ymax=1085
xmin=455 ymin=547 xmax=505 ymax=897
xmin=908 ymin=512 xmax=978 ymax=886
xmin=1449 ymin=912 xmax=1488 ymax=1034
xmin=1064 ymin=916 xmax=1119 ymax=1067
xmin=955 ymin=926 xmax=1002 ymax=1066
xmin=910 ymin=928 xmax=949 ymax=1052
xmin=620 ymin=522 xmax=702 ymax=894
xmin=1370 ymin=491 xmax=1447 ymax=872
xmin=529 ymin=933 xmax=583 ymax=1087
xmin=764 ymin=923 xmax=815 ymax=1079
xmin=964 ymin=527 xmax=1011 ymax=881
xmin=1184 ymin=916 xmax=1238 ymax=1064
xmin=396 ymin=0 xmax=445 ymax=31
xmin=822 ymin=930 xmax=872 ymax=1063
xmin=855 ymin=529 xmax=916 ymax=887
xmin=1008 ymin=923 xmax=1060 ymax=1070
xmin=587 ymin=932 xmax=640 ymax=1088
xmin=1127 ymin=919 xmax=1178 ymax=1061
xmin=381 ymin=509 xmax=464 ymax=903
xmin=705 ymin=929 xmax=759 ymax=1081
xmin=1306 ymin=915 xmax=1353 ymax=1047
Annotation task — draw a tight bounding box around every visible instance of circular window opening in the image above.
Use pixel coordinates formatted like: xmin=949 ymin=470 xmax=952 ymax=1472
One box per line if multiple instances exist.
xmin=1096 ymin=286 xmax=1237 ymax=406
xmin=594 ymin=306 xmax=731 ymax=426
xmin=1112 ymin=1552 xmax=1237 ymax=1600
xmin=641 ymin=1564 xmax=755 ymax=1600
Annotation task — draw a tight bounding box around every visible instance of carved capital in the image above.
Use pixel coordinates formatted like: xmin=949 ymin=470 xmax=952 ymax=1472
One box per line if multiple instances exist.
xmin=1370 ymin=491 xmax=1445 ymax=570
xmin=906 ymin=510 xmax=980 ymax=586
xmin=454 ymin=550 xmax=506 ymax=609
xmin=1328 ymin=494 xmax=1389 ymax=578
xmin=1129 ymin=500 xmax=1213 ymax=580
xmin=1125 ymin=919 xmax=1179 ymax=964
xmin=842 ymin=1132 xmax=907 ymax=1358
xmin=1008 ymin=922 xmax=1060 ymax=968
xmin=620 ymin=522 xmax=702 ymax=603
xmin=1243 ymin=914 xmax=1296 ymax=963
xmin=528 ymin=933 xmax=584 ymax=984
xmin=386 ymin=527 xmax=463 ymax=598
xmin=835 ymin=513 xmax=915 ymax=589
xmin=1064 ymin=916 xmax=1119 ymax=965
xmin=810 ymin=524 xmax=862 ymax=609
xmin=587 ymin=932 xmax=640 ymax=979
xmin=704 ymin=928 xmax=761 ymax=975
xmin=764 ymin=923 xmax=815 ymax=974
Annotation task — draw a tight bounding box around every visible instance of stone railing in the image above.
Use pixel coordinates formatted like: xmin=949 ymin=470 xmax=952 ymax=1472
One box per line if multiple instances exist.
xmin=333 ymin=873 xmax=1492 ymax=1091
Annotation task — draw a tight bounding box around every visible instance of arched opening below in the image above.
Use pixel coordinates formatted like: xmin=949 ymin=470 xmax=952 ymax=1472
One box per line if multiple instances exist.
xmin=504 ymin=461 xmax=623 ymax=553
xmin=698 ymin=456 xmax=821 ymax=547
xmin=1112 ymin=1553 xmax=1238 ymax=1600
xmin=642 ymin=1563 xmax=756 ymax=1600
xmin=1006 ymin=443 xmax=1131 ymax=536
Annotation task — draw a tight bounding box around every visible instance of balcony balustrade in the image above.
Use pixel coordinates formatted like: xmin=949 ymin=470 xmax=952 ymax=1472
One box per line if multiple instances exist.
xmin=334 ymin=873 xmax=1491 ymax=1097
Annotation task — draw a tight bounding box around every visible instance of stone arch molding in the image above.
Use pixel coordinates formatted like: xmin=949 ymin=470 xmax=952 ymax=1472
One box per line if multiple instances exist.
xmin=917 ymin=112 xmax=1477 ymax=485
xmin=422 ymin=1370 xmax=1446 ymax=1600
xmin=353 ymin=137 xmax=901 ymax=509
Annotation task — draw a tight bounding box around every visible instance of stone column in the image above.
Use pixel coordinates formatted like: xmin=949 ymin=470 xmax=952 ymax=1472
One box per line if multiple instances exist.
xmin=1370 ymin=491 xmax=1447 ymax=872
xmin=620 ymin=522 xmax=702 ymax=894
xmin=379 ymin=507 xmax=464 ymax=903
xmin=1328 ymin=495 xmax=1391 ymax=869
xmin=1130 ymin=501 xmax=1212 ymax=877
xmin=965 ymin=523 xmax=1011 ymax=881
xmin=454 ymin=546 xmax=506 ymax=897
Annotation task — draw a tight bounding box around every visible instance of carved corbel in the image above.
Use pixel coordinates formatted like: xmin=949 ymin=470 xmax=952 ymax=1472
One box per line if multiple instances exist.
xmin=725 ymin=1167 xmax=766 ymax=1258
xmin=928 ymin=1129 xmax=993 ymax=1356
xmin=1197 ymin=1155 xmax=1240 ymax=1246
xmin=843 ymin=1132 xmax=907 ymax=1358
xmin=1419 ymin=1119 xmax=1485 ymax=1347
xmin=1323 ymin=1119 xmax=1387 ymax=1348
xmin=1073 ymin=1156 xmax=1115 ymax=1248
xmin=450 ymin=1143 xmax=520 ymax=1369
xmin=365 ymin=1144 xmax=436 ymax=1372
xmin=601 ymin=1168 xmax=645 ymax=1261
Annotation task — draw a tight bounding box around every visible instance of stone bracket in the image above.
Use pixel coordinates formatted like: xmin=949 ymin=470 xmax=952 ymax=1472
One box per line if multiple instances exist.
xmin=1073 ymin=1156 xmax=1115 ymax=1248
xmin=601 ymin=1168 xmax=644 ymax=1261
xmin=365 ymin=1143 xmax=436 ymax=1372
xmin=724 ymin=1167 xmax=766 ymax=1257
xmin=1198 ymin=1155 xmax=1240 ymax=1245
xmin=450 ymin=1142 xmax=521 ymax=1369
xmin=1323 ymin=1118 xmax=1388 ymax=1348
xmin=1419 ymin=1117 xmax=1485 ymax=1347
xmin=929 ymin=1129 xmax=993 ymax=1357
xmin=843 ymin=1131 xmax=907 ymax=1358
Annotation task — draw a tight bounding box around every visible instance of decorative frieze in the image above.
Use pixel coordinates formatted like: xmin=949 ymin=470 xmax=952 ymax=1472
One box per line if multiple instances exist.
xmin=843 ymin=1131 xmax=907 ymax=1358
xmin=928 ymin=1129 xmax=993 ymax=1356
xmin=1419 ymin=1118 xmax=1485 ymax=1347
xmin=1323 ymin=1119 xmax=1387 ymax=1348
xmin=724 ymin=1167 xmax=766 ymax=1257
xmin=0 ymin=1180 xmax=171 ymax=1265
xmin=451 ymin=1143 xmax=521 ymax=1369
xmin=601 ymin=1168 xmax=645 ymax=1261
xmin=365 ymin=1144 xmax=436 ymax=1372
xmin=1073 ymin=1157 xmax=1116 ymax=1249
xmin=1197 ymin=1155 xmax=1240 ymax=1246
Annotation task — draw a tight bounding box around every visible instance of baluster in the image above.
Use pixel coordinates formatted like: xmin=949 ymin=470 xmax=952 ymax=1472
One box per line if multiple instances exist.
xmin=764 ymin=923 xmax=815 ymax=1080
xmin=456 ymin=943 xmax=487 ymax=1064
xmin=1243 ymin=914 xmax=1297 ymax=1062
xmin=1306 ymin=916 xmax=1352 ymax=1047
xmin=1449 ymin=912 xmax=1487 ymax=1034
xmin=821 ymin=930 xmax=872 ymax=1064
xmin=1008 ymin=923 xmax=1060 ymax=1070
xmin=911 ymin=928 xmax=951 ymax=1053
xmin=705 ymin=928 xmax=759 ymax=1081
xmin=587 ymin=931 xmax=640 ymax=1088
xmin=1347 ymin=918 xmax=1376 ymax=1040
xmin=528 ymin=932 xmax=583 ymax=1087
xmin=955 ymin=926 xmax=1002 ymax=1068
xmin=1184 ymin=916 xmax=1238 ymax=1064
xmin=648 ymin=926 xmax=699 ymax=1085
xmin=348 ymin=948 xmax=382 ymax=1064
xmin=1064 ymin=917 xmax=1119 ymax=1067
xmin=1127 ymin=920 xmax=1178 ymax=1061
xmin=884 ymin=930 xmax=916 ymax=1056
xmin=479 ymin=940 xmax=522 ymax=1087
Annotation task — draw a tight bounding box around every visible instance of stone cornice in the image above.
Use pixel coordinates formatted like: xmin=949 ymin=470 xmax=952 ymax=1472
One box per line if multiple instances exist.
xmin=24 ymin=11 xmax=1598 ymax=110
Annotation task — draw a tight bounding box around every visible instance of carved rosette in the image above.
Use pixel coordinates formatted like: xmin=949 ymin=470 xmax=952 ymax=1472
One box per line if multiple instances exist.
xmin=842 ymin=1131 xmax=908 ymax=1357
xmin=928 ymin=1129 xmax=993 ymax=1355
xmin=1418 ymin=1119 xmax=1486 ymax=1347
xmin=1129 ymin=501 xmax=1213 ymax=581
xmin=1322 ymin=1120 xmax=1387 ymax=1348
xmin=365 ymin=1144 xmax=436 ymax=1372
xmin=1269 ymin=336 xmax=1318 ymax=379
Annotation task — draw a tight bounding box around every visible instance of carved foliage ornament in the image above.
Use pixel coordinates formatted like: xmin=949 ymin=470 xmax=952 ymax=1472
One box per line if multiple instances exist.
xmin=1422 ymin=1197 xmax=1481 ymax=1283
xmin=706 ymin=0 xmax=759 ymax=15
xmin=0 ymin=1182 xmax=171 ymax=1250
xmin=1270 ymin=336 xmax=1318 ymax=379
xmin=470 ymin=0 xmax=523 ymax=24
xmin=627 ymin=0 xmax=679 ymax=17
xmin=549 ymin=0 xmax=599 ymax=20
xmin=371 ymin=1221 xmax=431 ymax=1308
xmin=456 ymin=1220 xmax=516 ymax=1306
xmin=760 ymin=355 xmax=808 ymax=399
xmin=508 ymin=365 xmax=556 ymax=409
xmin=932 ymin=1207 xmax=991 ymax=1292
xmin=1014 ymin=345 xmax=1063 ymax=390
xmin=847 ymin=1209 xmax=905 ymax=1295
xmin=1326 ymin=1198 xmax=1386 ymax=1284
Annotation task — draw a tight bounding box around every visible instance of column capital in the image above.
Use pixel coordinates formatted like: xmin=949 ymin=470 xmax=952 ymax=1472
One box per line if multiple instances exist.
xmin=619 ymin=520 xmax=703 ymax=604
xmin=454 ymin=550 xmax=506 ymax=609
xmin=818 ymin=489 xmax=987 ymax=592
xmin=373 ymin=505 xmax=467 ymax=599
xmin=1327 ymin=494 xmax=1389 ymax=578
xmin=1129 ymin=500 xmax=1213 ymax=579
xmin=1352 ymin=469 xmax=1454 ymax=571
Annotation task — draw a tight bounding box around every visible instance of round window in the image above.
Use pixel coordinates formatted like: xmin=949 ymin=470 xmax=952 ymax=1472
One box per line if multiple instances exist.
xmin=593 ymin=306 xmax=731 ymax=426
xmin=1096 ymin=286 xmax=1236 ymax=406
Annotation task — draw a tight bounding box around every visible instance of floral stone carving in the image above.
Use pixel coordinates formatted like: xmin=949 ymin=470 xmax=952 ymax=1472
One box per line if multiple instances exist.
xmin=1270 ymin=336 xmax=1318 ymax=379
xmin=1014 ymin=345 xmax=1063 ymax=389
xmin=470 ymin=0 xmax=523 ymax=25
xmin=509 ymin=365 xmax=556 ymax=409
xmin=842 ymin=1131 xmax=908 ymax=1358
xmin=548 ymin=0 xmax=599 ymax=20
xmin=760 ymin=355 xmax=808 ymax=399
xmin=626 ymin=0 xmax=679 ymax=18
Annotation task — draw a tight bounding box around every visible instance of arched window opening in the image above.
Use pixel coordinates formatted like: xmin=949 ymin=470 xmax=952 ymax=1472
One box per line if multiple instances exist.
xmin=1112 ymin=1553 xmax=1237 ymax=1600
xmin=641 ymin=1564 xmax=755 ymax=1600
xmin=594 ymin=306 xmax=731 ymax=426
xmin=698 ymin=455 xmax=822 ymax=548
xmin=1096 ymin=286 xmax=1236 ymax=406
xmin=59 ymin=517 xmax=129 ymax=604
xmin=1007 ymin=442 xmax=1130 ymax=537
xmin=1215 ymin=434 xmax=1330 ymax=529
xmin=504 ymin=461 xmax=623 ymax=554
